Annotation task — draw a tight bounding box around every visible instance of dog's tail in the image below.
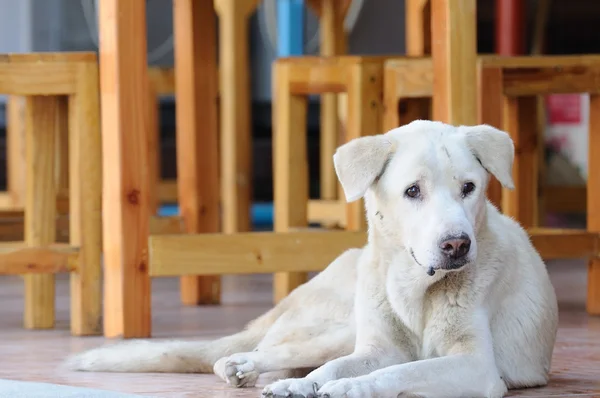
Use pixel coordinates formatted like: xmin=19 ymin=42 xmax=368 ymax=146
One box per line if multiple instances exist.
xmin=64 ymin=309 xmax=277 ymax=373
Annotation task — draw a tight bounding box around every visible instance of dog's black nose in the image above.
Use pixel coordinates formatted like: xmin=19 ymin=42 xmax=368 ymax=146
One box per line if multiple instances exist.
xmin=439 ymin=235 xmax=471 ymax=259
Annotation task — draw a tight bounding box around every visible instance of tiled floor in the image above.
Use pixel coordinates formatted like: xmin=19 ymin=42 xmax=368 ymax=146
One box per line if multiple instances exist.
xmin=1 ymin=261 xmax=599 ymax=397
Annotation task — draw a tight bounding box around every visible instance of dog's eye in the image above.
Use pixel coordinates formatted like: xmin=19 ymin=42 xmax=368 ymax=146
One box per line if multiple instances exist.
xmin=405 ymin=185 xmax=420 ymax=199
xmin=462 ymin=182 xmax=476 ymax=197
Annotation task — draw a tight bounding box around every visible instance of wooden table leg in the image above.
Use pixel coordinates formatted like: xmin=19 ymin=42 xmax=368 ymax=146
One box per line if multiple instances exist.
xmin=24 ymin=96 xmax=58 ymax=329
xmin=6 ymin=96 xmax=26 ymax=208
xmin=431 ymin=0 xmax=477 ymax=125
xmin=214 ymin=0 xmax=259 ymax=234
xmin=587 ymin=94 xmax=600 ymax=315
xmin=69 ymin=62 xmax=102 ymax=335
xmin=98 ymin=0 xmax=151 ymax=338
xmin=174 ymin=0 xmax=221 ymax=305
xmin=273 ymin=63 xmax=309 ymax=303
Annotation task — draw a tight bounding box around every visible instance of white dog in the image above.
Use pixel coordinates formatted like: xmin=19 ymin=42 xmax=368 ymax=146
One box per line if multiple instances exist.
xmin=67 ymin=120 xmax=558 ymax=398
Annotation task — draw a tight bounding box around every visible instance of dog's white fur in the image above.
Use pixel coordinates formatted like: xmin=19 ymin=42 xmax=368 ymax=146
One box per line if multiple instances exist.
xmin=66 ymin=120 xmax=558 ymax=398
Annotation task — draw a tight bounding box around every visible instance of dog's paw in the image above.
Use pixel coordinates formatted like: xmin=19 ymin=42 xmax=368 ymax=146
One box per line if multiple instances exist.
xmin=318 ymin=377 xmax=377 ymax=398
xmin=262 ymin=377 xmax=319 ymax=398
xmin=214 ymin=354 xmax=259 ymax=388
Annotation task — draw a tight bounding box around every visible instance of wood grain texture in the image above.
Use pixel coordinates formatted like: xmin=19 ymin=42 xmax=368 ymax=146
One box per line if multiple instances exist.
xmin=98 ymin=0 xmax=151 ymax=338
xmin=173 ymin=0 xmax=221 ymax=305
xmin=431 ymin=0 xmax=477 ymax=125
xmin=587 ymin=94 xmax=600 ymax=315
xmin=214 ymin=0 xmax=259 ymax=234
xmin=68 ymin=61 xmax=102 ymax=336
xmin=272 ymin=63 xmax=309 ymax=302
xmin=24 ymin=96 xmax=58 ymax=329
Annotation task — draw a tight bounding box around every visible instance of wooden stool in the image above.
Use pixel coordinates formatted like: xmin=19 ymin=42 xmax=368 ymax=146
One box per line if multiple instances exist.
xmin=0 ymin=52 xmax=102 ymax=335
xmin=384 ymin=55 xmax=600 ymax=314
xmin=272 ymin=56 xmax=384 ymax=301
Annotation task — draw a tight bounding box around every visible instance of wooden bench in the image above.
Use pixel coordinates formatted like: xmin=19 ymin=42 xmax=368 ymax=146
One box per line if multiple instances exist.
xmin=0 ymin=52 xmax=102 ymax=335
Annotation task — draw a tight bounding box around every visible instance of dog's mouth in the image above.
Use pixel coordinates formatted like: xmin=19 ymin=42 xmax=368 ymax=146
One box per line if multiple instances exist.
xmin=410 ymin=248 xmax=469 ymax=277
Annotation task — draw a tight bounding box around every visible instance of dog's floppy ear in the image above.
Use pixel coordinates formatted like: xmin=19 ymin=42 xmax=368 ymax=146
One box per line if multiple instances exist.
xmin=333 ymin=135 xmax=395 ymax=202
xmin=461 ymin=124 xmax=515 ymax=189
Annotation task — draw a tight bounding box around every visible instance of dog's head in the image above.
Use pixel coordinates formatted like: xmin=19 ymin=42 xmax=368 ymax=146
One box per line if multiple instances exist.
xmin=334 ymin=120 xmax=515 ymax=276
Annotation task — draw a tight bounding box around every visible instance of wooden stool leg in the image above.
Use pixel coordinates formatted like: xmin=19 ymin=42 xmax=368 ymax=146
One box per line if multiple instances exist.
xmin=174 ymin=0 xmax=221 ymax=305
xmin=69 ymin=63 xmax=102 ymax=336
xmin=319 ymin=0 xmax=347 ymax=202
xmin=98 ymin=0 xmax=151 ymax=338
xmin=431 ymin=0 xmax=477 ymax=125
xmin=502 ymin=96 xmax=538 ymax=228
xmin=24 ymin=96 xmax=58 ymax=329
xmin=215 ymin=0 xmax=258 ymax=234
xmin=587 ymin=94 xmax=600 ymax=315
xmin=345 ymin=63 xmax=383 ymax=231
xmin=56 ymin=97 xmax=69 ymax=210
xmin=273 ymin=63 xmax=309 ymax=303
xmin=147 ymin=85 xmax=160 ymax=216
xmin=6 ymin=96 xmax=26 ymax=208
xmin=478 ymin=66 xmax=504 ymax=209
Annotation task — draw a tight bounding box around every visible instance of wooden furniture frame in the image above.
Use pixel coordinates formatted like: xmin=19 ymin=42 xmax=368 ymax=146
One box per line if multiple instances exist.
xmin=0 ymin=52 xmax=102 ymax=335
xmin=383 ymin=56 xmax=588 ymax=216
xmin=385 ymin=54 xmax=600 ymax=313
xmin=272 ymin=56 xmax=384 ymax=301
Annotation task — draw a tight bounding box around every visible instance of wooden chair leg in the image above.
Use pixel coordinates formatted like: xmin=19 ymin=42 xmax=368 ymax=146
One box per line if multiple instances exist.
xmin=478 ymin=66 xmax=504 ymax=209
xmin=174 ymin=0 xmax=221 ymax=305
xmin=273 ymin=63 xmax=309 ymax=303
xmin=56 ymin=97 xmax=69 ymax=209
xmin=215 ymin=0 xmax=258 ymax=234
xmin=6 ymin=96 xmax=26 ymax=208
xmin=98 ymin=0 xmax=151 ymax=338
xmin=345 ymin=63 xmax=383 ymax=231
xmin=502 ymin=96 xmax=538 ymax=228
xmin=69 ymin=63 xmax=102 ymax=336
xmin=24 ymin=96 xmax=58 ymax=329
xmin=587 ymin=94 xmax=600 ymax=315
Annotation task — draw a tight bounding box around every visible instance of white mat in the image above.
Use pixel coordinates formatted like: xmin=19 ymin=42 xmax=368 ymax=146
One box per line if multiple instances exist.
xmin=0 ymin=379 xmax=152 ymax=398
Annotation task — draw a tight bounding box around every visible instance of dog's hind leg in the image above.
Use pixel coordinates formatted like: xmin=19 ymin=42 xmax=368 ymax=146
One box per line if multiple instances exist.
xmin=214 ymin=323 xmax=354 ymax=388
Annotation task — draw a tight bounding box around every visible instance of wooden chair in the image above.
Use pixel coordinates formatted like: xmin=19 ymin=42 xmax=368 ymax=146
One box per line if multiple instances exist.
xmin=0 ymin=52 xmax=102 ymax=335
xmin=384 ymin=55 xmax=600 ymax=314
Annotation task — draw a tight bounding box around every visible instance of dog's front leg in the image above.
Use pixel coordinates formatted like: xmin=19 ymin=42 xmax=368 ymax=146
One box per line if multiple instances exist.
xmin=318 ymin=311 xmax=507 ymax=398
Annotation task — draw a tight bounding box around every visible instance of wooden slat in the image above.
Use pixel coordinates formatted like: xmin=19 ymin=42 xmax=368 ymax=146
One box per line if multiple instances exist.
xmin=150 ymin=215 xmax=184 ymax=235
xmin=0 ymin=214 xmax=70 ymax=242
xmin=174 ymin=0 xmax=221 ymax=305
xmin=149 ymin=228 xmax=599 ymax=277
xmin=273 ymin=62 xmax=310 ymax=302
xmin=98 ymin=0 xmax=152 ymax=338
xmin=502 ymin=66 xmax=600 ymax=96
xmin=68 ymin=60 xmax=103 ymax=336
xmin=149 ymin=231 xmax=367 ymax=277
xmin=529 ymin=228 xmax=599 ymax=260
xmin=0 ymin=192 xmax=13 ymax=208
xmin=0 ymin=246 xmax=79 ymax=275
xmin=24 ymin=96 xmax=58 ymax=329
xmin=307 ymin=200 xmax=346 ymax=226
xmin=214 ymin=0 xmax=258 ymax=234
xmin=431 ymin=0 xmax=478 ymax=125
xmin=587 ymin=94 xmax=600 ymax=314
xmin=0 ymin=63 xmax=79 ymax=95
xmin=147 ymin=67 xmax=175 ymax=95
